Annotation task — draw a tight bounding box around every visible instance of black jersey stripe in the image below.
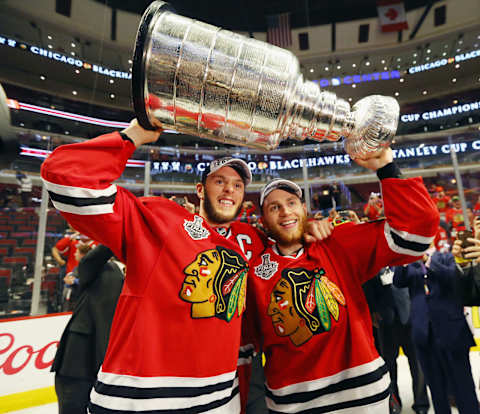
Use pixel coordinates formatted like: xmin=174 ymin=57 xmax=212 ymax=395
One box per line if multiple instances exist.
xmin=94 ymin=377 xmax=235 ymax=399
xmin=389 ymin=229 xmax=430 ymax=253
xmin=48 ymin=190 xmax=116 ymax=207
xmin=266 ymin=363 xmax=388 ymax=405
xmin=88 ymin=385 xmax=239 ymax=414
xmin=268 ymin=385 xmax=390 ymax=414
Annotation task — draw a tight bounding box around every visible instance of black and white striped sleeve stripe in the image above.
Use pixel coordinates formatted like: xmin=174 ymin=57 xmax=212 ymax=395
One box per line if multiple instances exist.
xmin=384 ymin=222 xmax=434 ymax=256
xmin=43 ymin=178 xmax=117 ymax=216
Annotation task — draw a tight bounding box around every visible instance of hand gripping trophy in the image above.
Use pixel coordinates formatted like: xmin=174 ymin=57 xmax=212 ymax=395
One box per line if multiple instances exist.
xmin=132 ymin=1 xmax=399 ymax=159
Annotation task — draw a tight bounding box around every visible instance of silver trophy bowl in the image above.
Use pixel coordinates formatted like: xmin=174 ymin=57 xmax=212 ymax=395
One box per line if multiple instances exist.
xmin=132 ymin=1 xmax=399 ymax=158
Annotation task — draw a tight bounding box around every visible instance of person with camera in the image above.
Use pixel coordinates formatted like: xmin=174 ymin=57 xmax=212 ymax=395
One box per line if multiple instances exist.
xmin=453 ymin=216 xmax=480 ymax=305
xmin=364 ymin=191 xmax=384 ymax=221
xmin=242 ymin=148 xmax=439 ymax=413
xmin=394 ymin=232 xmax=480 ymax=414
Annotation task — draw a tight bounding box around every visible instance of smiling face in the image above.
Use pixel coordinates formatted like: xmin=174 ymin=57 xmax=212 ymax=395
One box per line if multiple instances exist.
xmin=197 ymin=166 xmax=245 ymax=226
xmin=180 ymin=249 xmax=221 ymax=306
xmin=267 ymin=278 xmax=300 ymax=337
xmin=261 ymin=189 xmax=307 ymax=248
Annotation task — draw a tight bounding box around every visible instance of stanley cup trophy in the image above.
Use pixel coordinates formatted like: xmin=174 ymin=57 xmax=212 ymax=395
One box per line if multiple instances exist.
xmin=132 ymin=1 xmax=399 ymax=158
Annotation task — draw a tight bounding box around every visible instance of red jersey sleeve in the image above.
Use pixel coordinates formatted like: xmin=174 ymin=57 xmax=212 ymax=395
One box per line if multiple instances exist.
xmin=40 ymin=132 xmax=168 ymax=264
xmin=54 ymin=236 xmax=70 ymax=255
xmin=322 ymin=177 xmax=439 ymax=284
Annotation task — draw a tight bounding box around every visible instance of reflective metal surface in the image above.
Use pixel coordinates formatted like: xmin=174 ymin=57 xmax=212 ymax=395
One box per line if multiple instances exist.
xmin=133 ymin=1 xmax=399 ymax=156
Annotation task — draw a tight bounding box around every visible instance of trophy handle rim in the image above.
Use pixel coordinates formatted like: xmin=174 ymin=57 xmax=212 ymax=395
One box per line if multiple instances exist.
xmin=132 ymin=1 xmax=175 ymax=131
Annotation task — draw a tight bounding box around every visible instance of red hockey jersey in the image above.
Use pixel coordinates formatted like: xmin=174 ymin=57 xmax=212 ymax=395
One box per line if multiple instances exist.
xmin=41 ymin=132 xmax=256 ymax=413
xmin=244 ymin=177 xmax=439 ymax=413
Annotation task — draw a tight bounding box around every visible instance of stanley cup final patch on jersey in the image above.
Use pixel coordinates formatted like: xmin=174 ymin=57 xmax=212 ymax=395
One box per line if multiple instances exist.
xmin=254 ymin=254 xmax=279 ymax=280
xmin=184 ymin=216 xmax=210 ymax=240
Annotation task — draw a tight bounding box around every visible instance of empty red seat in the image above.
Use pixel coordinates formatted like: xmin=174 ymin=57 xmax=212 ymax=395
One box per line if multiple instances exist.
xmin=2 ymin=256 xmax=28 ymax=265
xmin=0 ymin=239 xmax=17 ymax=246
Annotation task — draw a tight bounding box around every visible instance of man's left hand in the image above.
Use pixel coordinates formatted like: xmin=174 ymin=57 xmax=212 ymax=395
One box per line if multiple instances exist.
xmin=353 ymin=147 xmax=393 ymax=171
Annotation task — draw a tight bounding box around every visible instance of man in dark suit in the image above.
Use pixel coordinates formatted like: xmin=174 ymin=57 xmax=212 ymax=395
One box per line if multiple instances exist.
xmin=394 ymin=250 xmax=479 ymax=414
xmin=51 ymin=245 xmax=124 ymax=414
xmin=364 ymin=267 xmax=429 ymax=414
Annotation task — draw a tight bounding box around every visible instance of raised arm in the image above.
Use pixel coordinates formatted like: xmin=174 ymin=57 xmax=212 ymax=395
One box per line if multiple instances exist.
xmin=40 ymin=120 xmax=161 ymax=262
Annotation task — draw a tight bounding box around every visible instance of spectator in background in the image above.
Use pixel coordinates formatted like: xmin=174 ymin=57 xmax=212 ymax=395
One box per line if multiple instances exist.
xmin=52 ymin=245 xmax=125 ymax=414
xmin=239 ymin=200 xmax=256 ymax=224
xmin=393 ymin=247 xmax=479 ymax=414
xmin=474 ymin=194 xmax=480 ymax=215
xmin=364 ymin=267 xmax=429 ymax=414
xmin=15 ymin=170 xmax=32 ymax=207
xmin=63 ymin=243 xmax=94 ymax=311
xmin=364 ymin=192 xmax=383 ymax=220
xmin=432 ymin=186 xmax=451 ymax=217
xmin=446 ymin=195 xmax=465 ymax=238
xmin=52 ymin=224 xmax=96 ymax=275
xmin=434 ymin=223 xmax=450 ymax=253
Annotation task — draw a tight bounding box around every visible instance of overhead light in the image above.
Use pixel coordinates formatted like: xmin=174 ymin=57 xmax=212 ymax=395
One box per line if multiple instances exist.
xmin=71 ymin=42 xmax=76 ymax=47
xmin=336 ymin=65 xmax=341 ymax=69
xmin=458 ymin=39 xmax=463 ymax=44
xmin=396 ymin=65 xmax=400 ymax=68
xmin=452 ymin=78 xmax=457 ymax=83
xmin=352 ymin=84 xmax=356 ymax=88
xmin=381 ymin=59 xmax=385 ymax=64
xmin=455 ymin=63 xmax=460 ymax=68
xmin=324 ymin=66 xmax=329 ymax=71
xmin=444 ymin=44 xmax=449 ymax=48
xmin=20 ymin=122 xmax=25 ymax=127
xmin=399 ymin=78 xmax=405 ymax=83
xmin=47 ymin=35 xmax=52 ymax=40
xmin=309 ymin=68 xmax=314 ymax=73
xmin=412 ymin=60 xmax=416 ymax=64
xmin=48 ymin=44 xmax=53 ymax=49
xmin=475 ymin=43 xmax=479 ymax=48
xmin=110 ymin=93 xmax=115 ymax=99
xmin=65 ymin=131 xmax=70 ymax=135
xmin=394 ymin=92 xmax=399 ymax=96
xmin=348 ymin=97 xmax=352 ymax=102
xmin=128 ymin=59 xmax=133 ymax=64
xmin=422 ymin=90 xmax=427 ymax=95
xmin=71 ymin=51 xmax=75 ymax=56
xmin=352 ymin=63 xmax=356 ymax=68
xmin=413 ymin=53 xmax=417 ymax=57
xmin=426 ymin=49 xmax=431 ymax=53
xmin=442 ymin=52 xmax=447 ymax=56
xmin=456 ymin=48 xmax=461 ymax=52
xmin=40 ymin=75 xmax=46 ymax=80
xmin=384 ymin=66 xmax=388 ymax=70
xmin=425 ymin=57 xmax=430 ymax=61
xmin=397 ymin=57 xmax=401 ymax=61
xmin=72 ymin=90 xmax=78 ymax=95
xmin=453 ymin=99 xmax=458 ymax=104
xmin=451 ymin=178 xmax=456 ymax=184
xmin=365 ymin=61 xmax=370 ymax=66
xmin=109 ymin=79 xmax=114 ymax=84
xmin=75 ymin=69 xmax=80 ymax=74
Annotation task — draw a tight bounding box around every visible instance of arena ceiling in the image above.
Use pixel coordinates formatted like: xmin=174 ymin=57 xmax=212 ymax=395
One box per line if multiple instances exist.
xmin=100 ymin=0 xmax=437 ymax=31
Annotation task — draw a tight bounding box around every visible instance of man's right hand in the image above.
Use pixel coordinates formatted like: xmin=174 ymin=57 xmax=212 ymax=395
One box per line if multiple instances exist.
xmin=122 ymin=119 xmax=162 ymax=148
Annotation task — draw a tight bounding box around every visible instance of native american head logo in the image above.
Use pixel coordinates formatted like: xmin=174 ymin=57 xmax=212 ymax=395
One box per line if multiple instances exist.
xmin=267 ymin=267 xmax=346 ymax=346
xmin=180 ymin=246 xmax=248 ymax=321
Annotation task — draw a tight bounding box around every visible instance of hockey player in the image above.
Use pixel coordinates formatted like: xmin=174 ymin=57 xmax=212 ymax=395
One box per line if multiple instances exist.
xmin=41 ymin=119 xmax=259 ymax=413
xmin=243 ymin=148 xmax=439 ymax=413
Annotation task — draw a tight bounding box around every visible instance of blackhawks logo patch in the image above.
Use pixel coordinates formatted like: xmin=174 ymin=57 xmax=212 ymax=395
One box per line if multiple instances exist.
xmin=179 ymin=246 xmax=248 ymax=321
xmin=268 ymin=267 xmax=346 ymax=346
